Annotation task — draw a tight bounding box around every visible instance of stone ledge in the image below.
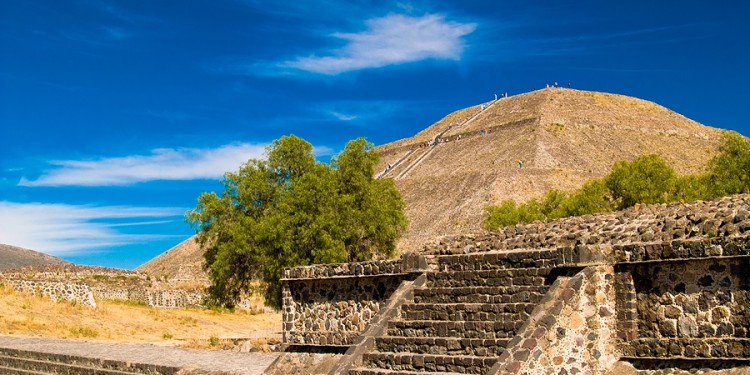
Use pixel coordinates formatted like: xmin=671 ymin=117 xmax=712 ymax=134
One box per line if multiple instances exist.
xmin=283 ymin=254 xmax=427 ymax=280
xmin=426 ymin=195 xmax=750 ymax=256
xmin=285 ymin=331 xmax=362 ymax=346
xmin=624 ymin=338 xmax=750 ymax=358
xmin=612 ymin=236 xmax=750 ymax=263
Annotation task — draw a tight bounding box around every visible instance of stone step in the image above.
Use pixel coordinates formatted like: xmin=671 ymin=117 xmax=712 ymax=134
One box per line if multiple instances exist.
xmin=0 ymin=365 xmax=48 ymax=375
xmin=375 ymin=336 xmax=510 ymax=356
xmin=437 ymin=250 xmax=559 ymax=272
xmin=0 ymin=355 xmax=150 ymax=375
xmin=624 ymin=338 xmax=750 ymax=358
xmin=387 ymin=320 xmax=522 ymax=339
xmin=349 ymin=367 xmax=465 ymax=375
xmin=402 ymin=309 xmax=529 ymax=324
xmin=361 ymin=352 xmax=497 ymax=374
xmin=0 ymin=349 xmax=180 ymax=374
xmin=426 ymin=268 xmax=550 ymax=288
xmin=413 ymin=286 xmax=548 ymax=304
xmin=400 ymin=303 xmax=536 ymax=321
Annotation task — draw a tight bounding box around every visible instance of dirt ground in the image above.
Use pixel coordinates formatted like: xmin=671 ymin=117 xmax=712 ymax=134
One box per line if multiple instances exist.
xmin=0 ymin=284 xmax=281 ymax=350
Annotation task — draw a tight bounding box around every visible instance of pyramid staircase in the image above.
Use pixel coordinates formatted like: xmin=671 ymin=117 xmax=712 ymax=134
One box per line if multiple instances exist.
xmin=348 ymin=249 xmax=558 ymax=375
xmin=382 ymin=99 xmax=497 ymax=181
xmin=0 ymin=347 xmax=180 ymax=375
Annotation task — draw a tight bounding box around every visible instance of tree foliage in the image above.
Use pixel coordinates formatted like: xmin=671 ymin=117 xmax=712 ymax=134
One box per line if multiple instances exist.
xmin=707 ymin=131 xmax=750 ymax=196
xmin=605 ymin=154 xmax=677 ymax=210
xmin=549 ymin=180 xmax=612 ymax=218
xmin=483 ymin=131 xmax=750 ymax=230
xmin=187 ymin=135 xmax=407 ymax=309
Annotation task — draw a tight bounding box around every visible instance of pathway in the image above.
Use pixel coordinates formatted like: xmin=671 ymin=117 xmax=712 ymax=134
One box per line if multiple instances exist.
xmin=0 ymin=335 xmax=279 ymax=375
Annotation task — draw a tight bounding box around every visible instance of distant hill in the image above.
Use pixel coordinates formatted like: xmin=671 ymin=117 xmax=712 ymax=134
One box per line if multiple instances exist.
xmin=136 ymin=236 xmax=208 ymax=283
xmin=0 ymin=244 xmax=70 ymax=270
xmin=141 ymin=87 xmax=728 ymax=274
xmin=375 ymin=88 xmax=726 ymax=252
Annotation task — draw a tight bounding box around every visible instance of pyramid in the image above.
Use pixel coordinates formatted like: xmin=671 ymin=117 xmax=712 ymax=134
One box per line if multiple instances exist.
xmin=375 ymin=88 xmax=726 ymax=252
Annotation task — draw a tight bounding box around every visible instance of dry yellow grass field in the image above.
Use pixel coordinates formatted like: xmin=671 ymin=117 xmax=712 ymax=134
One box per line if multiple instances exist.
xmin=0 ymin=284 xmax=281 ymax=350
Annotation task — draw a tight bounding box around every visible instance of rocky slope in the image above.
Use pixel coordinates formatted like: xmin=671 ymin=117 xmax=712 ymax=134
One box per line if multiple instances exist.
xmin=375 ymin=88 xmax=726 ymax=251
xmin=0 ymin=244 xmax=70 ymax=270
xmin=136 ymin=236 xmax=207 ymax=284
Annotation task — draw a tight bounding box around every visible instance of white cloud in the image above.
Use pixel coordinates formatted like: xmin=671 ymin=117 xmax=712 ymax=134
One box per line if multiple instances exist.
xmin=330 ymin=111 xmax=358 ymax=121
xmin=19 ymin=143 xmax=268 ymax=187
xmin=313 ymin=146 xmax=335 ymax=157
xmin=0 ymin=202 xmax=183 ymax=256
xmin=283 ymin=13 xmax=476 ymax=75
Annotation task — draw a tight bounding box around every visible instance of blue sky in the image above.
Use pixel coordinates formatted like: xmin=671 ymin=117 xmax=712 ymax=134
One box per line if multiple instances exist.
xmin=1 ymin=1 xmax=748 ymax=269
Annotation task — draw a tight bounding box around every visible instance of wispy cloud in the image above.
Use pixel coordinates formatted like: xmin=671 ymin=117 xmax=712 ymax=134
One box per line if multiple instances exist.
xmin=282 ymin=13 xmax=476 ymax=75
xmin=330 ymin=111 xmax=358 ymax=121
xmin=59 ymin=25 xmax=135 ymax=45
xmin=0 ymin=201 xmax=182 ymax=255
xmin=318 ymin=100 xmax=407 ymax=125
xmin=97 ymin=2 xmax=162 ymax=25
xmin=20 ymin=143 xmax=268 ymax=187
xmin=100 ymin=26 xmax=132 ymax=40
xmin=19 ymin=142 xmax=337 ymax=187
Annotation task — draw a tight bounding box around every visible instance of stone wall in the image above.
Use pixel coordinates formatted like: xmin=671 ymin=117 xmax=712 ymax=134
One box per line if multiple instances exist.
xmin=3 ymin=279 xmax=96 ymax=308
xmin=282 ymin=256 xmax=426 ymax=346
xmin=277 ymin=194 xmax=750 ymax=374
xmin=491 ymin=266 xmax=619 ymax=375
xmin=428 ymin=195 xmax=750 ymax=255
xmin=617 ymin=257 xmax=750 ymax=359
xmin=1 ymin=264 xmax=207 ymax=309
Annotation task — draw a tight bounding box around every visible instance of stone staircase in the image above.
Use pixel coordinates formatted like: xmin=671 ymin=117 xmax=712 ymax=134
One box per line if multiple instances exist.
xmin=0 ymin=347 xmax=180 ymax=375
xmin=349 ymin=249 xmax=557 ymax=375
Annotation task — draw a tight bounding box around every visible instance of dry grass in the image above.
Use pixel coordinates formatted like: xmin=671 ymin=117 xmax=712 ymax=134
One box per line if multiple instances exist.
xmin=0 ymin=284 xmax=281 ymax=350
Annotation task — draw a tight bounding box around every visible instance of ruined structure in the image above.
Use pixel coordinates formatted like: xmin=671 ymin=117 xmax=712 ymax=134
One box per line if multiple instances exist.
xmin=268 ymin=195 xmax=750 ymax=374
xmin=0 ymin=265 xmax=205 ymax=309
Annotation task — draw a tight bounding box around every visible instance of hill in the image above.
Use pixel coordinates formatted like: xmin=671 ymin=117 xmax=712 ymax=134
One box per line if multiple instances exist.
xmin=375 ymin=88 xmax=726 ymax=251
xmin=136 ymin=236 xmax=207 ymax=284
xmin=0 ymin=243 xmax=70 ymax=270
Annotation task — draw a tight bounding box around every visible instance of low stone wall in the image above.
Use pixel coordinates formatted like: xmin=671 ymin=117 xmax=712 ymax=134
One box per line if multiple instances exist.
xmin=147 ymin=289 xmax=204 ymax=309
xmin=281 ymin=256 xmax=426 ymax=346
xmin=1 ymin=265 xmax=210 ymax=310
xmin=617 ymin=256 xmax=750 ymax=360
xmin=3 ymin=279 xmax=96 ymax=308
xmin=428 ymin=195 xmax=750 ymax=255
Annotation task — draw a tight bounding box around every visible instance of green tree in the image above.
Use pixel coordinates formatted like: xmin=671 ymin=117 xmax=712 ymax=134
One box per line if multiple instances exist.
xmin=550 ymin=179 xmax=612 ymax=218
xmin=187 ymin=135 xmax=407 ymax=309
xmin=483 ymin=200 xmax=522 ymax=230
xmin=482 ymin=133 xmax=750 ymax=230
xmin=674 ymin=174 xmax=711 ymax=202
xmin=707 ymin=131 xmax=750 ymax=196
xmin=540 ymin=190 xmax=568 ymax=219
xmin=605 ymin=154 xmax=677 ymax=209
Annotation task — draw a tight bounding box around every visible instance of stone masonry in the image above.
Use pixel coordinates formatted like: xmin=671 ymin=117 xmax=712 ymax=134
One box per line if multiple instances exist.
xmin=0 ymin=264 xmax=207 ymax=309
xmin=271 ymin=195 xmax=750 ymax=375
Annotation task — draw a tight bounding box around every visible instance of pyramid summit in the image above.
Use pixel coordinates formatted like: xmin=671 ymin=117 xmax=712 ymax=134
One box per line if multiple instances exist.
xmin=375 ymin=87 xmax=726 ymax=252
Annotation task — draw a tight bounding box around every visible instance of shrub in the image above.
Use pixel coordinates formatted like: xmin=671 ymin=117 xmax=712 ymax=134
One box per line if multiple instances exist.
xmin=605 ymin=154 xmax=677 ymax=209
xmin=707 ymin=131 xmax=750 ymax=196
xmin=550 ymin=179 xmax=612 ymax=218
